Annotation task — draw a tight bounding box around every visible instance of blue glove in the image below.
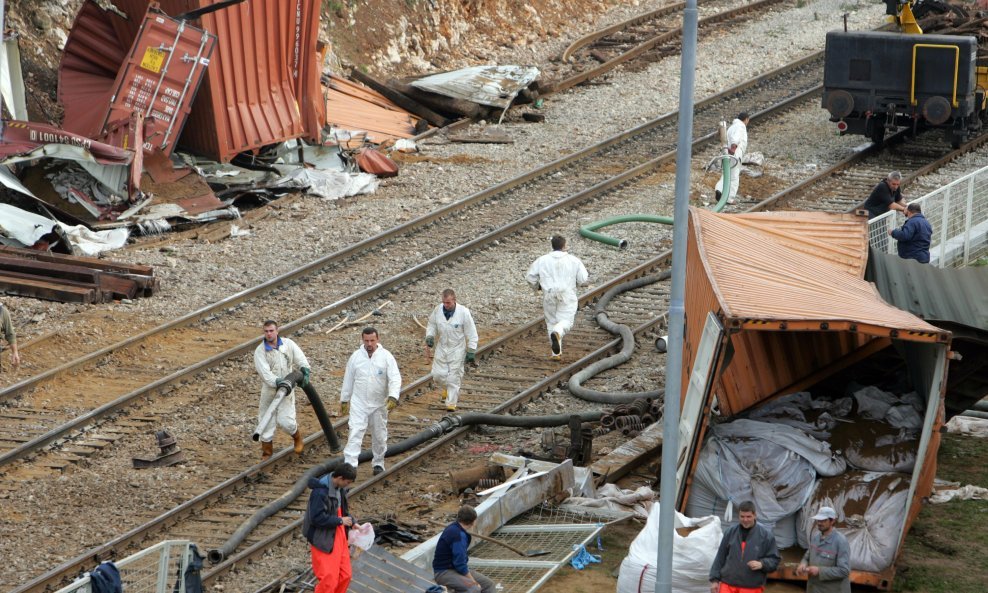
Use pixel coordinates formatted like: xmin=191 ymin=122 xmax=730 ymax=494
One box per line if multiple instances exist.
xmin=301 ymin=367 xmax=311 ymax=387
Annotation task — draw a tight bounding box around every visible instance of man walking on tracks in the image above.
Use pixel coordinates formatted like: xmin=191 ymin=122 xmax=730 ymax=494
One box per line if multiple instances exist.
xmin=303 ymin=463 xmax=357 ymax=593
xmin=889 ymin=202 xmax=933 ymax=264
xmin=253 ymin=320 xmax=311 ymax=459
xmin=796 ymin=506 xmax=851 ymax=593
xmin=864 ymin=171 xmax=907 ymax=220
xmin=433 ymin=505 xmax=496 ymax=593
xmin=715 ymin=111 xmax=750 ymax=205
xmin=708 ymin=500 xmax=780 ymax=593
xmin=526 ymin=235 xmax=589 ymax=360
xmin=425 ymin=289 xmax=479 ymax=412
xmin=0 ymin=302 xmax=19 ymax=371
xmin=341 ymin=327 xmax=401 ymax=475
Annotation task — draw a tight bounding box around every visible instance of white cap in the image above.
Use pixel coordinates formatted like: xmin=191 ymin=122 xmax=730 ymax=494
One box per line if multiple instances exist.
xmin=811 ymin=507 xmax=837 ymax=521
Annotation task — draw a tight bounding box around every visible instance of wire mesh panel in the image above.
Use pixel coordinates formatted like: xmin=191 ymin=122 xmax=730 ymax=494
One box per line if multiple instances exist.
xmin=54 ymin=541 xmax=193 ymax=593
xmin=870 ymin=164 xmax=988 ymax=267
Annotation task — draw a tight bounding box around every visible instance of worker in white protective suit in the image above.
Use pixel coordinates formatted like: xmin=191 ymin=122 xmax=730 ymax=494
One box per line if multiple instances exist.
xmin=254 ymin=320 xmax=311 ymax=460
xmin=425 ymin=288 xmax=479 ymax=412
xmin=715 ymin=111 xmax=750 ymax=205
xmin=525 ymin=235 xmax=589 ymax=360
xmin=340 ymin=327 xmax=401 ymax=476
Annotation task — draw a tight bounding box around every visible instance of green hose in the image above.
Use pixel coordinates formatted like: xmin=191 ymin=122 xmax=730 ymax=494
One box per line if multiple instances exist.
xmin=579 ymin=153 xmax=733 ymax=248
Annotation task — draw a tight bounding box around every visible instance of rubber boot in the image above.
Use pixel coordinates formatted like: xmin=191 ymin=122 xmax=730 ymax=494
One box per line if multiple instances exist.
xmin=292 ymin=430 xmax=305 ymax=454
xmin=261 ymin=441 xmax=273 ymax=460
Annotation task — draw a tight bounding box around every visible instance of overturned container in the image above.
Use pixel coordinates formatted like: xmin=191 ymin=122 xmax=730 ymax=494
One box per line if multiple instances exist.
xmin=674 ymin=208 xmax=952 ymax=589
xmin=60 ymin=0 xmax=325 ymax=162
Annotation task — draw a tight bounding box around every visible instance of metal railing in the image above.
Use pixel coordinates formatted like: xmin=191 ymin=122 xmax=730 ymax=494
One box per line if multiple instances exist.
xmin=869 ymin=164 xmax=988 ymax=267
xmin=54 ymin=541 xmax=197 ymax=593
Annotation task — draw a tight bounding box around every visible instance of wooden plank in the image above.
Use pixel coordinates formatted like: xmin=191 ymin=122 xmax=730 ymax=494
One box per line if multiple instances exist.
xmin=0 ymin=274 xmax=96 ymax=303
xmin=0 ymin=256 xmax=101 ymax=284
xmin=0 ymin=245 xmax=154 ymax=277
xmin=590 ymin=421 xmax=663 ymax=483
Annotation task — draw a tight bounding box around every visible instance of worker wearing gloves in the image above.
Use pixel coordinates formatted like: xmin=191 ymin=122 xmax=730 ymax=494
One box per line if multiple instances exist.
xmin=715 ymin=111 xmax=750 ymax=205
xmin=526 ymin=235 xmax=589 ymax=360
xmin=425 ymin=289 xmax=479 ymax=412
xmin=253 ymin=320 xmax=311 ymax=460
xmin=340 ymin=327 xmax=402 ymax=475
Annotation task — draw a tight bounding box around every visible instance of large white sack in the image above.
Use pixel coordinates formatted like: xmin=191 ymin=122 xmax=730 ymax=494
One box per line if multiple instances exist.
xmin=616 ymin=503 xmax=721 ymax=593
xmin=797 ymin=472 xmax=910 ymax=572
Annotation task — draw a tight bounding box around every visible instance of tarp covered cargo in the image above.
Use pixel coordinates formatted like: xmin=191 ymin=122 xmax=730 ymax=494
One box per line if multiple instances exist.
xmin=59 ymin=1 xmax=216 ymax=156
xmin=61 ymin=0 xmax=325 ymax=162
xmin=675 ymin=208 xmax=951 ymax=588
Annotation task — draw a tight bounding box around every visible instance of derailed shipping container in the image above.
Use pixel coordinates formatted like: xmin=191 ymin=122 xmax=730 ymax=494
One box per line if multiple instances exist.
xmin=675 ymin=208 xmax=951 ymax=589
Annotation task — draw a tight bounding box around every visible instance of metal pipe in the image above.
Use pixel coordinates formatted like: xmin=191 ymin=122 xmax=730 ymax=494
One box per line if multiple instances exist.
xmin=658 ymin=1 xmax=698 ymax=591
xmin=208 ymin=410 xmax=602 ymax=564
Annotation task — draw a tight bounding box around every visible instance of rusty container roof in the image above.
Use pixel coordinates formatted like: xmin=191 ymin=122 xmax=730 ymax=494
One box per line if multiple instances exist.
xmin=682 ymin=207 xmax=949 ymax=417
xmin=61 ymin=0 xmax=326 ymax=162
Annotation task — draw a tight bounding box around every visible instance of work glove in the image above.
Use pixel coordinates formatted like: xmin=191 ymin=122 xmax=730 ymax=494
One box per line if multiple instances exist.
xmin=341 ymin=401 xmax=350 ymax=416
xmin=301 ymin=367 xmax=311 ymax=387
xmin=465 ymin=350 xmax=476 ymax=363
xmin=425 ymin=336 xmax=435 ymax=348
xmin=386 ymin=398 xmax=398 ymax=412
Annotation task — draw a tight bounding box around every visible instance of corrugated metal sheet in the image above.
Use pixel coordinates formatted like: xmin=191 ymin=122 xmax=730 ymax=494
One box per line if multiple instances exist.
xmin=59 ymin=0 xmax=130 ymax=139
xmin=325 ymin=75 xmax=420 ymax=142
xmin=411 ymin=65 xmax=540 ymax=109
xmin=62 ymin=0 xmax=325 ymax=162
xmin=866 ymin=250 xmax=988 ymax=330
xmin=690 ymin=208 xmax=943 ymax=332
xmin=156 ymin=0 xmax=325 ymax=161
xmin=867 ymin=250 xmax=988 ymax=416
xmin=683 ymin=207 xmax=949 ymax=416
xmin=680 ymin=208 xmax=954 ymax=588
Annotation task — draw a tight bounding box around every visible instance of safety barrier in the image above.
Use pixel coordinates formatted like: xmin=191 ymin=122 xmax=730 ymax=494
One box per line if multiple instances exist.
xmin=54 ymin=541 xmax=197 ymax=593
xmin=869 ymin=164 xmax=988 ymax=267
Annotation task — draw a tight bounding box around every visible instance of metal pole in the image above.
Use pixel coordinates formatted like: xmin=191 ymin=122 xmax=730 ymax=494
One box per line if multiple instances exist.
xmin=657 ymin=1 xmax=698 ymax=592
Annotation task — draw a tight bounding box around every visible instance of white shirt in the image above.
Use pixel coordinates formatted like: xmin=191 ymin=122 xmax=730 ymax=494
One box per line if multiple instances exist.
xmin=341 ymin=345 xmax=401 ymax=407
xmin=526 ymin=250 xmax=589 ymax=293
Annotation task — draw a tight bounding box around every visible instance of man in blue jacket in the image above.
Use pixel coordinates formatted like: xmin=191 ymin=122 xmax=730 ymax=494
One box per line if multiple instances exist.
xmin=303 ymin=463 xmax=357 ymax=593
xmin=709 ymin=501 xmax=781 ymax=593
xmin=433 ymin=505 xmax=496 ymax=593
xmin=889 ymin=203 xmax=932 ymax=263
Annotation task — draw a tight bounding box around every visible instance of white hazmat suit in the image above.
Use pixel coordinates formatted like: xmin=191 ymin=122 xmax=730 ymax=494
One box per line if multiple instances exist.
xmin=341 ymin=344 xmax=401 ymax=469
xmin=526 ymin=250 xmax=589 ymax=352
xmin=716 ymin=117 xmax=748 ymax=202
xmin=426 ymin=303 xmax=479 ymax=408
xmin=254 ymin=337 xmax=310 ymax=443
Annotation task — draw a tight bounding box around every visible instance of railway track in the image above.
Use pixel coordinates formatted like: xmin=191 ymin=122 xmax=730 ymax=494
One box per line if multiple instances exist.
xmin=0 ymin=51 xmax=827 ymax=476
xmin=544 ymin=0 xmax=791 ymax=94
xmin=11 ymin=9 xmax=981 ymax=593
xmin=4 ymin=46 xmax=829 ymax=591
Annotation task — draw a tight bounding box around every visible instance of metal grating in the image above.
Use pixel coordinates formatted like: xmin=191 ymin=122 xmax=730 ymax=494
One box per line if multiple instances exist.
xmin=464 ymin=505 xmax=614 ymax=593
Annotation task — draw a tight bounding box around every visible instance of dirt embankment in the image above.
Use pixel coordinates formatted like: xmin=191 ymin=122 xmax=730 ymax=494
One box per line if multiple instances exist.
xmin=6 ymin=0 xmax=627 ymax=124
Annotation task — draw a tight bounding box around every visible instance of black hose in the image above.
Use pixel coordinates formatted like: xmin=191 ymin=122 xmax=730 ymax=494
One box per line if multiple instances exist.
xmin=567 ymin=271 xmax=671 ymax=403
xmin=208 ymin=410 xmax=603 ymax=564
xmin=301 ymin=382 xmax=342 ymax=452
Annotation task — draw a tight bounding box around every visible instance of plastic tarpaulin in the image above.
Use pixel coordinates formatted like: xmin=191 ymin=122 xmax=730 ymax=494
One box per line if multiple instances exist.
xmin=797 ymin=471 xmax=910 ymax=572
xmin=616 ymin=503 xmax=722 ymax=593
xmin=0 ymin=203 xmax=128 ymax=255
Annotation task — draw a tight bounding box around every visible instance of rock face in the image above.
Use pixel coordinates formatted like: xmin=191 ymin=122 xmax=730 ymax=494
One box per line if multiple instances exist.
xmin=323 ymin=0 xmax=624 ymax=74
xmin=8 ymin=0 xmax=623 ymax=123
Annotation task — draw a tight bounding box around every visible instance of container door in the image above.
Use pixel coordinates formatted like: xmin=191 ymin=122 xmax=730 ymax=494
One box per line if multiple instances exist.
xmin=676 ymin=312 xmax=726 ymax=506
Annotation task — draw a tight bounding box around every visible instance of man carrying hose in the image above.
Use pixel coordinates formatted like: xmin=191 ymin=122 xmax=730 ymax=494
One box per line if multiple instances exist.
xmin=715 ymin=111 xmax=750 ymax=205
xmin=425 ymin=288 xmax=479 ymax=412
xmin=253 ymin=320 xmax=311 ymax=459
xmin=433 ymin=505 xmax=496 ymax=593
xmin=526 ymin=235 xmax=589 ymax=360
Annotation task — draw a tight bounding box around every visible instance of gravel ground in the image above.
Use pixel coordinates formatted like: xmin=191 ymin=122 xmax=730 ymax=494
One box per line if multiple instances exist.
xmin=9 ymin=0 xmax=988 ymax=590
